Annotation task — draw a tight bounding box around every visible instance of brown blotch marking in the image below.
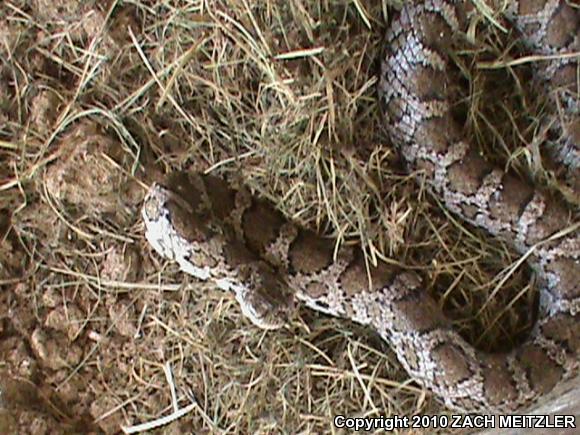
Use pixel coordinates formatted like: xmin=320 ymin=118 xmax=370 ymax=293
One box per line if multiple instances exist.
xmin=305 ymin=281 xmax=327 ymax=299
xmin=405 ymin=66 xmax=448 ymax=103
xmin=489 ymin=173 xmax=535 ymax=224
xmin=413 ymin=116 xmax=461 ymax=154
xmin=247 ymin=262 xmax=294 ymax=311
xmin=541 ymin=313 xmax=580 ymax=354
xmin=447 ymin=149 xmax=493 ymax=195
xmin=384 ymin=96 xmax=406 ymax=123
xmin=481 ymin=355 xmax=519 ymax=405
xmin=545 ymin=2 xmax=579 ymax=48
xmin=339 ymin=255 xmax=395 ymax=296
xmin=368 ymin=262 xmax=397 ymax=293
xmin=525 ymin=197 xmax=569 ymax=244
xmin=242 ymin=200 xmax=286 ymax=255
xmin=288 ymin=231 xmax=334 ymax=274
xmin=523 ymin=22 xmax=543 ymax=36
xmin=338 ymin=258 xmax=368 ymax=296
xmin=166 ymin=172 xmax=206 ymax=215
xmin=203 ymin=175 xmax=237 ymax=221
xmin=544 ymin=257 xmax=580 ymax=299
xmin=416 ymin=10 xmax=455 ymax=51
xmin=460 ymin=203 xmax=479 ymax=220
xmin=415 ymin=158 xmax=436 ymax=178
xmin=391 ymin=292 xmax=447 ymax=333
xmin=431 ymin=343 xmax=472 ymax=384
xmin=222 ymin=241 xmax=257 ymax=269
xmin=517 ymin=343 xmax=563 ymax=395
xmin=518 ymin=0 xmax=548 ymax=15
xmin=166 ymin=197 xmax=211 ymax=244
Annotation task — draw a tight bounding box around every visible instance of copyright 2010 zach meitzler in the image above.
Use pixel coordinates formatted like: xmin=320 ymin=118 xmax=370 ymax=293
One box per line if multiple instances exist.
xmin=333 ymin=414 xmax=576 ymax=431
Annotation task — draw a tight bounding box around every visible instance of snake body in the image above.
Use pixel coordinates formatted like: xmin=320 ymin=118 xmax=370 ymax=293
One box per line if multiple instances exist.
xmin=142 ymin=0 xmax=579 ymax=413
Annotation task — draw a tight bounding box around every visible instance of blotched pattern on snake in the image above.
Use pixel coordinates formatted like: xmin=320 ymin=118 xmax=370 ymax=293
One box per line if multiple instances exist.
xmin=142 ymin=0 xmax=579 ymax=412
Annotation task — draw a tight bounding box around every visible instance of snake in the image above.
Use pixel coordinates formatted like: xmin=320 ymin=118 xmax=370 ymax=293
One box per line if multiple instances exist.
xmin=141 ymin=0 xmax=579 ymax=413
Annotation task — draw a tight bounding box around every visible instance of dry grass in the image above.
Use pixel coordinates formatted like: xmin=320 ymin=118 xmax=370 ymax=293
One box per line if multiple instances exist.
xmin=0 ymin=0 xmax=562 ymax=433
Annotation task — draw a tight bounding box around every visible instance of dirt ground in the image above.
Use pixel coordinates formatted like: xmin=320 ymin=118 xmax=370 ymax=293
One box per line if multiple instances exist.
xmin=0 ymin=0 xmax=564 ymax=433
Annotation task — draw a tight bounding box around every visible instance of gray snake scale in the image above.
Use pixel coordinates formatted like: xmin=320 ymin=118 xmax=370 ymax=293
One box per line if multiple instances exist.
xmin=142 ymin=0 xmax=579 ymax=413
